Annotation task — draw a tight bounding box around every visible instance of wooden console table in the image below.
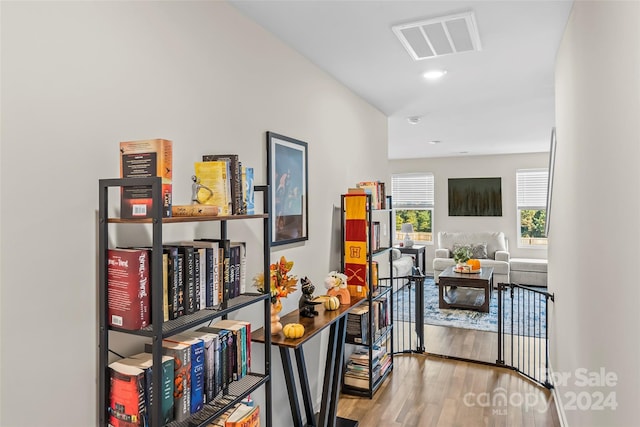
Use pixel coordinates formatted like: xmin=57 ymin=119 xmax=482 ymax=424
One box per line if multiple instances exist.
xmin=253 ymin=299 xmax=364 ymax=427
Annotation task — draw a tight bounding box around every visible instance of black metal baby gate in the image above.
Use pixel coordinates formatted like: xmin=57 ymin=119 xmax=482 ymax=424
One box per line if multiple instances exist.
xmin=496 ymin=282 xmax=555 ymax=389
xmin=387 ymin=275 xmax=555 ymax=389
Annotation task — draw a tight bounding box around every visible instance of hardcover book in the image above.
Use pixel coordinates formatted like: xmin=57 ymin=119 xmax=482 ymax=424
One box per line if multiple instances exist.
xmin=193 ymin=161 xmax=232 ymax=216
xmin=119 ymin=138 xmax=172 ymax=219
xmin=107 ymin=248 xmax=150 ymax=330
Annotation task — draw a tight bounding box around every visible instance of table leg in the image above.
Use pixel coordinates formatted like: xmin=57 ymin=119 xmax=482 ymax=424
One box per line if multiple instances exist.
xmin=328 ymin=316 xmax=348 ymax=425
xmin=294 ymin=346 xmax=316 ymax=427
xmin=280 ymin=347 xmax=303 ymax=427
xmin=318 ymin=322 xmax=338 ymax=427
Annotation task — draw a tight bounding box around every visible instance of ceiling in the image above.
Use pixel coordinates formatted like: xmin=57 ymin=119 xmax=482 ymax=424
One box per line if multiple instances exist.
xmin=229 ymin=0 xmax=574 ymax=159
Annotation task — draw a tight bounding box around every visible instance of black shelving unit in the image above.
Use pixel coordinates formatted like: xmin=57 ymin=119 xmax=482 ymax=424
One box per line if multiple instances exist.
xmin=340 ymin=193 xmax=394 ymax=399
xmin=98 ymin=176 xmax=272 ymax=427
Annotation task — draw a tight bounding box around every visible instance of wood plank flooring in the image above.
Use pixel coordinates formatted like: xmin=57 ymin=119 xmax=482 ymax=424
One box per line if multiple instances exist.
xmin=337 ymin=324 xmax=559 ymax=427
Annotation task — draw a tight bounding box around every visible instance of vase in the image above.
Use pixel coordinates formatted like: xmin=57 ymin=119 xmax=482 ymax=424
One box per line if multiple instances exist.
xmin=271 ymin=299 xmax=283 ymax=335
xmin=327 ymin=287 xmax=351 ymax=305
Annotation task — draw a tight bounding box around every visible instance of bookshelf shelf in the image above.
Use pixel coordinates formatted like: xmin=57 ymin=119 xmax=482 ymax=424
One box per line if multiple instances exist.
xmin=340 ymin=193 xmax=394 ymax=399
xmin=98 ymin=177 xmax=272 ymax=427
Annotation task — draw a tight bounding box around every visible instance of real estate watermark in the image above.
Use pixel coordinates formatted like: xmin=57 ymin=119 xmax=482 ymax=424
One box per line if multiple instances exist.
xmin=462 ymin=367 xmax=618 ymax=415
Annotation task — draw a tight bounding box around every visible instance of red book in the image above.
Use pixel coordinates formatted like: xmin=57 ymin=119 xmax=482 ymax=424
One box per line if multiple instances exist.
xmin=108 ymin=248 xmax=150 ymax=330
xmin=108 ymin=361 xmax=147 ymax=427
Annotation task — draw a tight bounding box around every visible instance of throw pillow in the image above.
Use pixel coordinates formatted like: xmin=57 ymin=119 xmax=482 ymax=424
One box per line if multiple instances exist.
xmin=470 ymin=243 xmax=488 ymax=259
xmin=452 ymin=243 xmax=488 ymax=259
xmin=391 ymin=248 xmax=402 ymax=261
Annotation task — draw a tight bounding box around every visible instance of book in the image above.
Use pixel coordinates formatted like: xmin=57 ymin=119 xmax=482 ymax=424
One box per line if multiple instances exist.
xmin=171 ymin=204 xmax=219 ymax=217
xmin=195 ymin=238 xmax=230 ymax=303
xmin=162 ymin=246 xmax=179 ymax=320
xmin=186 ymin=240 xmax=219 ymax=307
xmin=167 ymin=244 xmax=195 ymax=315
xmin=107 ymin=248 xmax=150 ymax=330
xmin=180 ymin=330 xmax=218 ymax=402
xmin=108 ymin=360 xmax=147 ymax=427
xmin=165 ymin=334 xmax=205 ymax=414
xmin=212 ymin=319 xmax=250 ymax=378
xmin=162 ymin=252 xmax=169 ymax=322
xmin=123 ymin=352 xmax=175 ymax=425
xmin=193 ymin=249 xmax=201 ymax=311
xmin=144 ymin=340 xmax=191 ymax=422
xmin=346 ymin=305 xmax=369 ymax=345
xmin=196 ymin=248 xmax=206 ymax=310
xmin=119 ymin=138 xmax=172 ymax=219
xmin=203 ymin=154 xmax=242 ymax=215
xmin=241 ymin=166 xmax=254 ymax=215
xmin=225 ymin=403 xmax=259 ymax=427
xmin=198 ymin=326 xmax=231 ymax=386
xmin=356 ymin=181 xmax=380 ymax=209
xmin=194 ymin=161 xmax=232 ymax=216
xmin=231 ymin=242 xmax=247 ymax=295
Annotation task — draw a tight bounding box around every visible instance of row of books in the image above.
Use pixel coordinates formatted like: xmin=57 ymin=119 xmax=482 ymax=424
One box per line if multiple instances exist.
xmin=107 ymin=240 xmax=247 ymax=331
xmin=343 ymin=346 xmax=391 ymax=390
xmin=196 ymin=154 xmax=254 ymax=216
xmin=118 ymin=138 xmax=255 ymax=219
xmin=345 ymin=298 xmax=390 ymax=345
xmin=108 ymin=319 xmax=252 ymax=426
xmin=353 ymin=181 xmax=387 ymax=210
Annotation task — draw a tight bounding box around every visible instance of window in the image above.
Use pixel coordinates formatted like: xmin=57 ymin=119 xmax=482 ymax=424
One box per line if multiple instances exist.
xmin=516 ymin=169 xmax=548 ymax=247
xmin=392 ymin=173 xmax=434 ymax=243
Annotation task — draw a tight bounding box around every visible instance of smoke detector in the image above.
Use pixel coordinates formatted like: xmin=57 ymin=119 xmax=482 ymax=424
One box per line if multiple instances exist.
xmin=407 ymin=116 xmax=422 ymax=124
xmin=392 ymin=11 xmax=482 ymax=61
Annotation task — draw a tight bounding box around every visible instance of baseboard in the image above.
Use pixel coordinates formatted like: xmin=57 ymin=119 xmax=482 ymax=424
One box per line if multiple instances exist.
xmin=549 ymin=364 xmax=569 ymax=427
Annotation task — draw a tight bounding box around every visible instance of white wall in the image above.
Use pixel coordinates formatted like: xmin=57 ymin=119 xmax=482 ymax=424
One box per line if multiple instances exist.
xmin=552 ymin=1 xmax=640 ymax=425
xmin=390 ymin=153 xmax=549 ymax=273
xmin=0 ymin=2 xmax=388 ymax=426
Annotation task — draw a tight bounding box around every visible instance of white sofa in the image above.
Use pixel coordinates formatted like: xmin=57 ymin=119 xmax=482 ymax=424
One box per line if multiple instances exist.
xmin=377 ymin=248 xmax=415 ymax=291
xmin=432 ymin=231 xmax=510 ymax=284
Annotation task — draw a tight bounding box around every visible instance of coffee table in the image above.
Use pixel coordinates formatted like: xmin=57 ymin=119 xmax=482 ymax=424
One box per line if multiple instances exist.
xmin=438 ymin=266 xmax=494 ymax=312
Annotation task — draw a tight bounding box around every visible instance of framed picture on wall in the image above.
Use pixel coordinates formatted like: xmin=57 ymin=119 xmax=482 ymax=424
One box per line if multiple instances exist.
xmin=448 ymin=177 xmax=502 ymax=216
xmin=267 ymin=131 xmax=309 ymax=246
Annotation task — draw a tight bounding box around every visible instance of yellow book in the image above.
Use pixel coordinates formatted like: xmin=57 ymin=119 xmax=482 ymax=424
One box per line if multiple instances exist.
xmin=194 ymin=161 xmax=232 ymax=215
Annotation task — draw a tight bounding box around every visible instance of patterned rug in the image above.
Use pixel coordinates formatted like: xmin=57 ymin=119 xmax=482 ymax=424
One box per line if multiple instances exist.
xmin=393 ymin=278 xmax=548 ymax=337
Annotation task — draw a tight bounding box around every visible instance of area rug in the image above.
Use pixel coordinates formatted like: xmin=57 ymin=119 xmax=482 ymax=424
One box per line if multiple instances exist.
xmin=393 ymin=278 xmax=548 ymax=337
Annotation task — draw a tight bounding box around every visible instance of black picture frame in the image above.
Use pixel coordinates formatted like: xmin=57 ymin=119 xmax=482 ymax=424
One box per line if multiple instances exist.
xmin=267 ymin=131 xmax=309 ymax=246
xmin=545 ymin=127 xmax=557 ymax=237
xmin=448 ymin=177 xmax=502 ymax=216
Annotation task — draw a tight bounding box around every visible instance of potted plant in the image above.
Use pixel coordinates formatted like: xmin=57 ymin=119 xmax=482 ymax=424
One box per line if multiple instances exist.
xmin=453 ymin=246 xmax=472 ymax=267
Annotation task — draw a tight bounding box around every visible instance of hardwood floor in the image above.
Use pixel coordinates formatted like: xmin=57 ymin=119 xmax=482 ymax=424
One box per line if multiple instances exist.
xmin=337 ymin=324 xmax=560 ymax=427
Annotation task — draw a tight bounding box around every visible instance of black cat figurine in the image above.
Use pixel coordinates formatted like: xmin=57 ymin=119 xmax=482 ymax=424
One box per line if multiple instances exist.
xmin=299 ymin=276 xmax=321 ymax=318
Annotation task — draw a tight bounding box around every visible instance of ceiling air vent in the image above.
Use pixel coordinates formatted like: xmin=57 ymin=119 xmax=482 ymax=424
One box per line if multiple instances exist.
xmin=392 ymin=11 xmax=482 ymax=61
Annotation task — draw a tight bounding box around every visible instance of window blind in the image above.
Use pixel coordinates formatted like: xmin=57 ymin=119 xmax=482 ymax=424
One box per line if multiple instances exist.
xmin=516 ymin=169 xmax=548 ymax=210
xmin=392 ymin=173 xmax=434 ymax=209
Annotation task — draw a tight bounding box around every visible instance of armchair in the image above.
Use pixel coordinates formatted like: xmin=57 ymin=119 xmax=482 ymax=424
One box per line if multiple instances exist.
xmin=432 ymin=231 xmax=510 ymax=284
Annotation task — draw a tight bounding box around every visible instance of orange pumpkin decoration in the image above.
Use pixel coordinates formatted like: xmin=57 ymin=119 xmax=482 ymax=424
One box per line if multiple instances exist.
xmin=283 ymin=323 xmax=305 ymax=339
xmin=467 ymin=259 xmax=481 ymax=271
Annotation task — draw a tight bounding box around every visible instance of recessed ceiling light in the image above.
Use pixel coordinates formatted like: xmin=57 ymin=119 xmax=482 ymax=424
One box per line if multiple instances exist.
xmin=428 ymin=140 xmax=442 ymax=145
xmin=407 ymin=116 xmax=422 ymax=124
xmin=423 ymin=70 xmax=447 ymax=80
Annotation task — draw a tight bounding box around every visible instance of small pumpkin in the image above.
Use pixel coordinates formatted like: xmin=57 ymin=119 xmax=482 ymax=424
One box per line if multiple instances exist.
xmin=283 ymin=323 xmax=305 ymax=339
xmin=467 ymin=259 xmax=481 ymax=271
xmin=324 ymin=296 xmax=341 ymax=311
